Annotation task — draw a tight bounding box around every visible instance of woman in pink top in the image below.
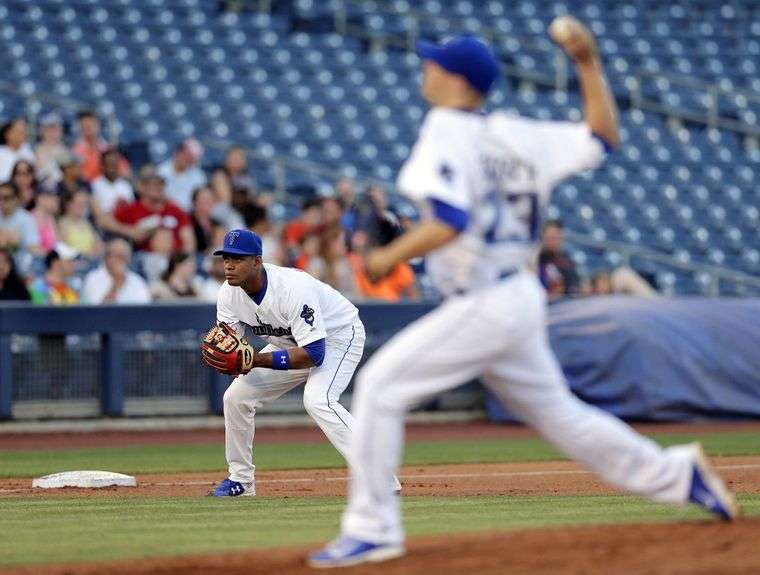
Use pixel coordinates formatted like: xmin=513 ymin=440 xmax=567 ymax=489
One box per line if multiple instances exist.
xmin=32 ymin=189 xmax=59 ymax=253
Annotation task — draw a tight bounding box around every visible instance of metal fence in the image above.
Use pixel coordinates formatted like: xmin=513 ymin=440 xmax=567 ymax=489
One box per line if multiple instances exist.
xmin=0 ymin=302 xmax=485 ymax=421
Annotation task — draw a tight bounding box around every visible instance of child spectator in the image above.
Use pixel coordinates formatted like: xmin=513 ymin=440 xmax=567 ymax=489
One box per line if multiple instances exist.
xmin=29 ymin=243 xmax=80 ymax=304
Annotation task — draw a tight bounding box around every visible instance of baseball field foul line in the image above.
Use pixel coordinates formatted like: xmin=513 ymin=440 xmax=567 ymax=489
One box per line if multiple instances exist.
xmin=2 ymin=464 xmax=758 ymax=493
xmin=151 ymin=463 xmax=760 ymax=486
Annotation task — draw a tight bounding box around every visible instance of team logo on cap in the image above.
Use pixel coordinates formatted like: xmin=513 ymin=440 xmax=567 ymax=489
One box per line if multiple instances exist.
xmin=227 ymin=231 xmax=241 ymax=245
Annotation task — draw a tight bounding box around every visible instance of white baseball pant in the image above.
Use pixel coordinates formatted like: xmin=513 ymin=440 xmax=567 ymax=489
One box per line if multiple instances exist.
xmin=341 ymin=271 xmax=696 ymax=545
xmin=223 ymin=319 xmax=365 ymax=484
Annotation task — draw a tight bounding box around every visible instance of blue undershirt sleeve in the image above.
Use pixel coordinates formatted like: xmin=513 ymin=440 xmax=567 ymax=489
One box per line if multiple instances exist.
xmin=303 ymin=338 xmax=326 ymax=367
xmin=430 ymin=198 xmax=469 ymax=232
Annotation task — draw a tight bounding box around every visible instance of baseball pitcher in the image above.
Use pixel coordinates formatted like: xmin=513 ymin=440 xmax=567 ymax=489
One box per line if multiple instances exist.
xmin=310 ymin=20 xmax=738 ymax=568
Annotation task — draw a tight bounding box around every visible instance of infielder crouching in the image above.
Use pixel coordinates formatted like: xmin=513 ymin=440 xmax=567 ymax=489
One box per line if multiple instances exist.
xmin=202 ymin=229 xmax=399 ymax=497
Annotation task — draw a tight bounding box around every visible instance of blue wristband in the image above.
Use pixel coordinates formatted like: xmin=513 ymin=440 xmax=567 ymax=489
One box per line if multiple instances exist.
xmin=271 ymin=350 xmax=290 ymax=370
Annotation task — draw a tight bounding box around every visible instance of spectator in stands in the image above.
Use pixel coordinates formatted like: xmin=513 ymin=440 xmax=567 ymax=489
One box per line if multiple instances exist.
xmin=150 ymin=252 xmax=201 ymax=300
xmin=335 ymin=177 xmax=357 ymax=235
xmin=29 ymin=243 xmax=80 ymax=304
xmin=158 ymin=138 xmax=206 ymax=212
xmin=243 ymin=203 xmax=283 ymax=264
xmin=92 ymin=148 xmax=134 ymax=216
xmin=590 ymin=268 xmax=658 ymax=297
xmin=0 ymin=181 xmax=41 ymax=262
xmin=539 ymin=220 xmax=580 ymax=296
xmin=294 ymin=233 xmax=320 ymax=270
xmin=348 ymin=230 xmax=417 ymax=302
xmin=0 ymin=118 xmax=34 ymax=183
xmin=55 ymin=152 xmax=91 ymax=198
xmin=354 ymin=184 xmax=403 ymax=249
xmin=31 ymin=189 xmax=59 ymax=254
xmin=82 ymin=238 xmax=151 ymax=304
xmin=199 ymin=254 xmax=226 ymax=302
xmin=210 ymin=145 xmax=255 ymax=205
xmin=283 ymin=197 xmax=322 ymax=263
xmin=590 ymin=271 xmax=613 ymax=295
xmin=307 ymin=226 xmax=358 ymax=298
xmin=72 ymin=110 xmax=129 ymax=182
xmin=139 ymin=227 xmax=174 ymax=282
xmin=321 ymin=196 xmax=344 ymax=234
xmin=58 ymin=190 xmax=102 ymax=258
xmin=34 ymin=112 xmax=67 ymax=191
xmin=11 ymin=160 xmax=40 ymax=209
xmin=0 ymin=247 xmax=30 ymax=301
xmin=190 ymin=185 xmax=220 ymax=253
xmin=112 ymin=165 xmax=195 ymax=254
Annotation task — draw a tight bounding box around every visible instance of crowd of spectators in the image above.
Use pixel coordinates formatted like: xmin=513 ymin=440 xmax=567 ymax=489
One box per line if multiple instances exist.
xmin=0 ymin=110 xmax=657 ymax=307
xmin=0 ymin=110 xmax=422 ymax=306
xmin=538 ymin=219 xmax=657 ymax=299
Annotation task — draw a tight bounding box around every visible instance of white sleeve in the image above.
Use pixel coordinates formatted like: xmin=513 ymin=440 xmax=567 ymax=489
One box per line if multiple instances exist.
xmin=514 ymin=117 xmax=606 ymax=187
xmin=284 ymin=283 xmax=327 ymax=347
xmin=216 ymin=285 xmax=238 ymax=324
xmin=397 ymin=110 xmax=471 ymax=211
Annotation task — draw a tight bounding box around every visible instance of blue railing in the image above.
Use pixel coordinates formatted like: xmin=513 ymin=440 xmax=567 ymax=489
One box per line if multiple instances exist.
xmin=0 ymin=302 xmax=436 ymax=420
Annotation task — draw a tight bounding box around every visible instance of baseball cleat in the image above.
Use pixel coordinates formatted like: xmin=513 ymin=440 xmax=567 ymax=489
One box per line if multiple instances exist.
xmin=688 ymin=443 xmax=739 ymax=521
xmin=308 ymin=536 xmax=405 ymax=568
xmin=208 ymin=478 xmax=255 ymax=497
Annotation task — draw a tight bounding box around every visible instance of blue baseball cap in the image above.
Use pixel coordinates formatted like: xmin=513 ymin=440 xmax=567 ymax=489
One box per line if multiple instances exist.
xmin=213 ymin=229 xmax=263 ymax=257
xmin=416 ymin=35 xmax=500 ymax=95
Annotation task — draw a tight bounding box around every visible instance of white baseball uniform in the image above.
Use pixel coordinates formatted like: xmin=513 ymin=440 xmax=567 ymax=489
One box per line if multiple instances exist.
xmin=341 ymin=108 xmax=697 ymax=545
xmin=217 ymin=263 xmax=365 ymax=486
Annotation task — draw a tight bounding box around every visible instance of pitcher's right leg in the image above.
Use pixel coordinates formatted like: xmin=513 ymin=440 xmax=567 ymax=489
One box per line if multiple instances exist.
xmin=484 ymin=327 xmax=737 ymax=516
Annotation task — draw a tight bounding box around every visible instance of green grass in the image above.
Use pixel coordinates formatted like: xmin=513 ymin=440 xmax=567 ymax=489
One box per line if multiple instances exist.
xmin=1 ymin=431 xmax=758 ymax=478
xmin=1 ymin=494 xmax=759 ymax=567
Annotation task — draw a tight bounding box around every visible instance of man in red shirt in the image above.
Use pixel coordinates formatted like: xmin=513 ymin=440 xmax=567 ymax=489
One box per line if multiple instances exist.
xmin=113 ymin=166 xmax=195 ymax=253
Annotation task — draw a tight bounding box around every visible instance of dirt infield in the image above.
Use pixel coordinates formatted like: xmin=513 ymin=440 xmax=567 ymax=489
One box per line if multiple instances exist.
xmin=3 ymin=421 xmax=760 ymax=574
xmin=2 ymin=456 xmax=760 ymax=498
xmin=4 ymin=519 xmax=760 ymax=575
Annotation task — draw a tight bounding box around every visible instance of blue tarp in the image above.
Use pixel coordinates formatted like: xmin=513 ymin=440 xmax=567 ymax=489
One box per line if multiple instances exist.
xmin=487 ymin=297 xmax=760 ymax=422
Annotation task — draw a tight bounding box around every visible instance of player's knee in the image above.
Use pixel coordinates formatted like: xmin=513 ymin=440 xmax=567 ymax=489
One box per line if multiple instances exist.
xmin=302 ymin=387 xmax=330 ymax=416
xmin=223 ymin=379 xmax=246 ymax=410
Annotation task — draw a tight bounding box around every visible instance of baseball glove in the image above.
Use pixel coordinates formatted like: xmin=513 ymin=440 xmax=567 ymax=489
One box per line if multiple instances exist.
xmin=201 ymin=322 xmax=256 ymax=375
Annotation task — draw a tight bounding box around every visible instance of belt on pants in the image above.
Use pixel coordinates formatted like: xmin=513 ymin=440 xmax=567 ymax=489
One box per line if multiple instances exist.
xmin=453 ymin=268 xmax=518 ymax=296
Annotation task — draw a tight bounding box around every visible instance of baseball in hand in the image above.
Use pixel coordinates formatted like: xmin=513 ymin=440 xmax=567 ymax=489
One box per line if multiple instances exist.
xmin=549 ymin=16 xmax=575 ymax=42
xmin=548 ymin=16 xmax=597 ymax=63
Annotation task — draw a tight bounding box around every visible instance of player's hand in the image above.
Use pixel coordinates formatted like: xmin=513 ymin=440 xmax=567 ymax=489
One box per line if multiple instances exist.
xmin=365 ymin=248 xmax=395 ymax=283
xmin=201 ymin=323 xmax=256 ymax=375
xmin=548 ymin=16 xmax=597 ymax=64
